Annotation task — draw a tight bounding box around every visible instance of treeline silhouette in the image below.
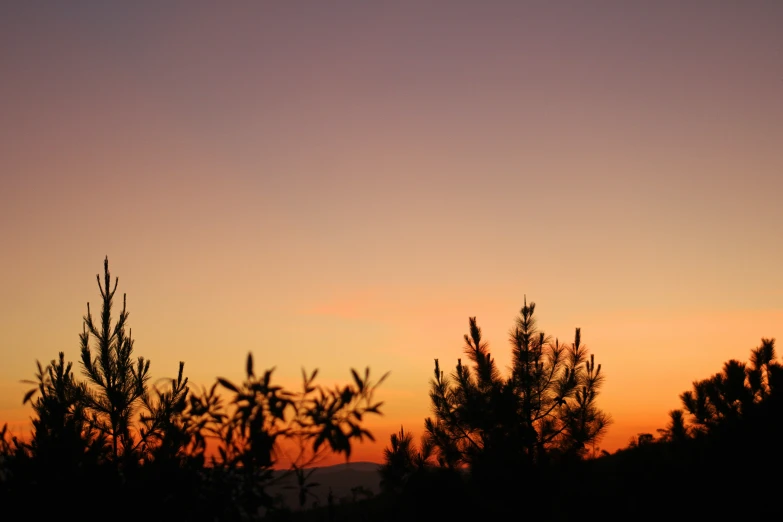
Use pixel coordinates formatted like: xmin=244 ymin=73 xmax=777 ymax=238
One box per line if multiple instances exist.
xmin=366 ymin=307 xmax=783 ymax=521
xmin=2 ymin=259 xmax=781 ymax=520
xmin=0 ymin=258 xmax=387 ymax=521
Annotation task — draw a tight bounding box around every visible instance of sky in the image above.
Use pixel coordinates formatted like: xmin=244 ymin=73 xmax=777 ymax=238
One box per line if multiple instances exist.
xmin=1 ymin=1 xmax=782 ymax=463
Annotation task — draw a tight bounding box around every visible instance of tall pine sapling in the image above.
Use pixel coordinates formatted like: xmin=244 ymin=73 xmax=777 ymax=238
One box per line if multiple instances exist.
xmin=78 ymin=256 xmax=186 ymax=466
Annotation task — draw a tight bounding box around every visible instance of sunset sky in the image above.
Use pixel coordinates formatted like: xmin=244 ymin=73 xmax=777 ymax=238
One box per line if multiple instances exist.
xmin=1 ymin=1 xmax=781 ymax=462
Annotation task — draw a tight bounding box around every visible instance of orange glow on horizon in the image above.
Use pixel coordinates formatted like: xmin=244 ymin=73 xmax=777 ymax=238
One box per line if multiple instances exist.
xmin=2 ymin=2 xmax=782 ymax=468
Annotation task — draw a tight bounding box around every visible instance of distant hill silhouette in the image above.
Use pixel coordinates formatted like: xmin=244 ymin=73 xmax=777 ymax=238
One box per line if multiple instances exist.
xmin=266 ymin=461 xmax=382 ymax=511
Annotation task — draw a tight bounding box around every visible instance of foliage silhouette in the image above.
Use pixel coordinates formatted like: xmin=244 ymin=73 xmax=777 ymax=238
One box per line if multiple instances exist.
xmin=424 ymin=298 xmax=610 ymax=477
xmin=183 ymin=355 xmax=388 ymax=519
xmin=268 ymin=334 xmax=783 ymax=521
xmin=379 ymin=426 xmax=433 ymax=494
xmin=21 ymin=352 xmax=101 ymax=471
xmin=21 ymin=258 xmax=189 ymax=471
xmin=77 ymin=256 xmax=177 ymax=465
xmin=680 ymin=337 xmax=782 ymax=435
xmin=586 ymin=337 xmax=783 ymax=520
xmin=0 ymin=257 xmax=388 ymax=521
xmin=6 ymin=259 xmax=783 ymax=521
xmin=374 ymin=299 xmax=612 ymax=519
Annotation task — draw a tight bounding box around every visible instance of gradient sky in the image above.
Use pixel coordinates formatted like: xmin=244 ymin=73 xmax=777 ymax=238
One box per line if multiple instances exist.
xmin=1 ymin=1 xmax=782 ymax=462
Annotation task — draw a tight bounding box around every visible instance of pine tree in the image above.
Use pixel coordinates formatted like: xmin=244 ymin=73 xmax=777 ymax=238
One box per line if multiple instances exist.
xmin=79 ymin=256 xmax=151 ymax=464
xmin=425 ymin=298 xmax=611 ymax=474
xmin=22 ymin=352 xmax=103 ymax=468
xmin=380 ymin=426 xmax=432 ymax=493
xmin=679 ymin=338 xmax=782 ymax=434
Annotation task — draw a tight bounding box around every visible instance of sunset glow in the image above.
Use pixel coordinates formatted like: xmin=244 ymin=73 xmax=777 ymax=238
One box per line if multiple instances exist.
xmin=2 ymin=2 xmax=782 ymax=466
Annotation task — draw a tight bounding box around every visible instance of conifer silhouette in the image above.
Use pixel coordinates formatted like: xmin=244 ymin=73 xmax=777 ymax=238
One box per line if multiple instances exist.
xmin=22 ymin=352 xmax=102 ymax=468
xmin=79 ymin=256 xmax=151 ymax=463
xmin=379 ymin=426 xmax=433 ymax=493
xmin=425 ymin=298 xmax=611 ymax=474
xmin=680 ymin=338 xmax=782 ymax=433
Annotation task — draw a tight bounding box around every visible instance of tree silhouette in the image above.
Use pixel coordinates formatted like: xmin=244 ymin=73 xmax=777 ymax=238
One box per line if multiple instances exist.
xmin=179 ymin=355 xmax=388 ymax=518
xmin=602 ymin=337 xmax=783 ymax=520
xmin=21 ymin=352 xmax=104 ymax=469
xmin=425 ymin=298 xmax=611 ymax=476
xmin=627 ymin=432 xmax=655 ymax=447
xmin=655 ymin=409 xmax=688 ymax=443
xmin=137 ymin=361 xmax=193 ymax=466
xmin=78 ymin=256 xmax=153 ymax=463
xmin=680 ymin=338 xmax=782 ymax=434
xmin=1 ymin=256 xmax=389 ymax=521
xmin=0 ymin=423 xmax=26 ymax=483
xmin=379 ymin=426 xmax=433 ymax=493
